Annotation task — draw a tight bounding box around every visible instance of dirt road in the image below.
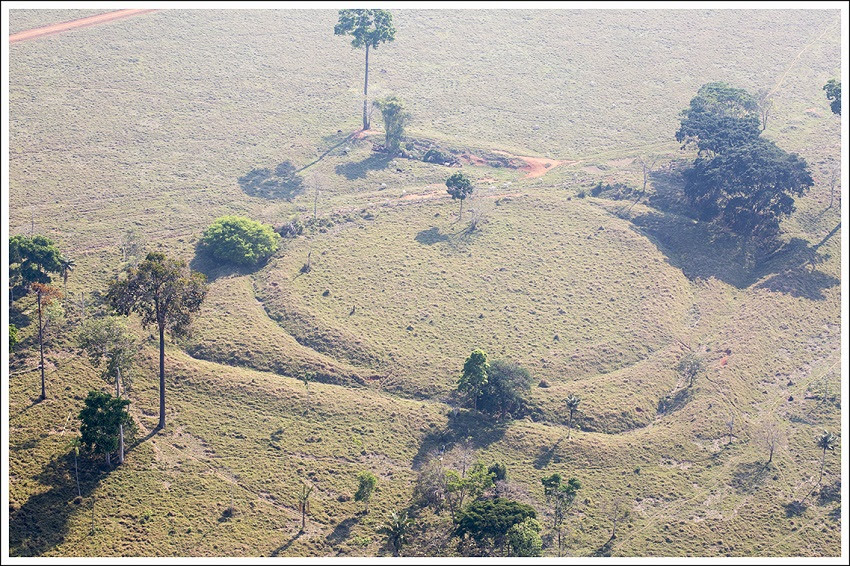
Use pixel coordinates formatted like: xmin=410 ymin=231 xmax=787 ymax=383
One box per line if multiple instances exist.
xmin=9 ymin=9 xmax=156 ymax=44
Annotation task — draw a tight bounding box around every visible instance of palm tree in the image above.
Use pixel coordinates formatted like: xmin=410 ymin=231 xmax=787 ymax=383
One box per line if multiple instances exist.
xmin=59 ymin=256 xmax=75 ymax=303
xmin=67 ymin=436 xmax=82 ymax=498
xmin=380 ymin=510 xmax=415 ymax=557
xmin=816 ymin=430 xmax=836 ymax=484
xmin=565 ymin=394 xmax=581 ymax=439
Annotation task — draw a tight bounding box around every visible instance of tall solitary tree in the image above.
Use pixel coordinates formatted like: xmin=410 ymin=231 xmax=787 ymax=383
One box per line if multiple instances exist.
xmin=334 ymin=9 xmax=397 ymax=131
xmin=565 ymin=394 xmax=581 ymax=439
xmin=106 ymin=252 xmax=207 ymax=430
xmin=9 ymin=234 xmax=63 ymax=302
xmin=541 ymin=474 xmax=581 ymax=557
xmin=31 ymin=282 xmax=62 ymax=401
xmin=446 ymin=172 xmax=474 ymax=220
xmin=458 ymin=349 xmax=489 ymax=412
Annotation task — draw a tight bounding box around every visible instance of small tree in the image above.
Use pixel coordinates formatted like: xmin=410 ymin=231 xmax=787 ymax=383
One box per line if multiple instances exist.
xmin=355 ymin=471 xmax=378 ymax=513
xmin=107 ymin=252 xmax=207 ymax=430
xmin=32 ymin=283 xmax=62 ymax=401
xmin=454 ymin=497 xmax=537 ymax=554
xmin=374 ymin=95 xmax=411 ymax=155
xmin=9 ymin=324 xmax=19 ymax=350
xmin=446 ymin=172 xmax=474 ymax=220
xmin=380 ymin=510 xmax=415 ymax=557
xmin=78 ymin=390 xmax=131 ymax=466
xmin=477 ymin=359 xmax=533 ymax=419
xmin=755 ymin=88 xmax=774 ymax=132
xmin=200 ymin=215 xmax=281 ymax=267
xmin=78 ymin=316 xmax=138 ymax=464
xmin=541 ymin=474 xmax=581 ymax=557
xmin=816 ymin=430 xmax=836 ymax=485
xmin=334 ymin=9 xmax=397 ymax=130
xmin=297 ymin=482 xmax=314 ymax=532
xmin=604 ymin=497 xmax=631 ymax=542
xmin=67 ymin=436 xmax=83 ymax=498
xmin=761 ymin=421 xmax=785 ymax=466
xmin=59 ymin=255 xmax=76 ymax=302
xmin=823 ymin=79 xmax=841 ymax=115
xmin=565 ymin=394 xmax=581 ymax=439
xmin=507 ymin=517 xmax=543 ymax=557
xmin=458 ymin=349 xmax=489 ymax=412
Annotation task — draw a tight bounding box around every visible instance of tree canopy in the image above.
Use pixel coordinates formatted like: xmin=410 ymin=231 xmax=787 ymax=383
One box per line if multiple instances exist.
xmin=454 ymin=497 xmax=537 ymax=549
xmin=200 ymin=215 xmax=281 ymax=266
xmin=78 ymin=390 xmax=131 ymax=464
xmin=334 ymin=9 xmax=396 ymax=50
xmin=458 ymin=349 xmax=489 ymax=411
xmin=475 ymin=359 xmax=533 ymax=418
xmin=823 ymin=79 xmax=841 ymax=115
xmin=374 ymin=95 xmax=411 ymax=155
xmin=676 ymin=82 xmax=761 ymax=155
xmin=9 ymin=234 xmax=63 ymax=290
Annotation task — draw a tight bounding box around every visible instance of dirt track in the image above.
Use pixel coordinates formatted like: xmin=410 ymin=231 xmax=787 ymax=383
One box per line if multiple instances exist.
xmin=9 ymin=9 xmax=156 ymax=44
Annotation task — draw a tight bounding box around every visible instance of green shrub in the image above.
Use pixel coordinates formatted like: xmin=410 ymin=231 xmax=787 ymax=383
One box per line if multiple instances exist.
xmin=200 ymin=216 xmax=281 ymax=266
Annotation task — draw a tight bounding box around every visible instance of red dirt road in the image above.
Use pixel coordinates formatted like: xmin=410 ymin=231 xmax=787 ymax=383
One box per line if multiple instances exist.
xmin=9 ymin=9 xmax=156 ymax=44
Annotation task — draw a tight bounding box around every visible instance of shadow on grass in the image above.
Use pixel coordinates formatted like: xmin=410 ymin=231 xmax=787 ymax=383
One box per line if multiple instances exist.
xmin=533 ymin=437 xmax=564 ymax=470
xmin=238 ymin=161 xmax=304 ymax=200
xmin=270 ymin=530 xmax=302 ymax=557
xmin=784 ymin=500 xmax=808 ymax=517
xmin=412 ymin=410 xmax=508 ymax=470
xmin=334 ymin=153 xmax=393 ymax=180
xmin=326 ymin=516 xmax=360 ymax=546
xmin=10 ymin=301 xmax=32 ymax=328
xmin=189 ymin=249 xmax=269 ymax=284
xmin=730 ymin=461 xmax=770 ymax=494
xmin=9 ymin=452 xmax=112 ymax=556
xmin=414 ymin=227 xmax=450 ymax=246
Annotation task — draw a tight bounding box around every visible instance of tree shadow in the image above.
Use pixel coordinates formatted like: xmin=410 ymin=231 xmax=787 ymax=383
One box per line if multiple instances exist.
xmin=784 ymin=500 xmax=808 ymax=517
xmin=414 ymin=227 xmax=450 ymax=246
xmin=10 ymin=301 xmax=32 ymax=328
xmin=533 ymin=438 xmax=564 ymax=470
xmin=730 ymin=461 xmax=770 ymax=494
xmin=412 ymin=410 xmax=508 ymax=470
xmin=326 ymin=516 xmax=360 ymax=546
xmin=817 ymin=480 xmax=840 ymax=505
xmin=9 ymin=452 xmax=113 ymax=556
xmin=334 ymin=153 xmax=393 ymax=180
xmin=296 ymin=130 xmax=359 ymax=174
xmin=270 ymin=530 xmax=302 ymax=557
xmin=188 ymin=247 xmax=269 ymax=283
xmin=238 ymin=161 xmax=304 ymax=200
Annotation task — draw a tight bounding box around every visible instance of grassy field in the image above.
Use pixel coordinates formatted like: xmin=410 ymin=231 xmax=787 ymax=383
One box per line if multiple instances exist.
xmin=7 ymin=8 xmax=843 ymax=557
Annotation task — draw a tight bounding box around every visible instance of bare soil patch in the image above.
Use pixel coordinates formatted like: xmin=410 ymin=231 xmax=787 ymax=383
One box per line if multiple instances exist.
xmin=9 ymin=10 xmax=157 ymax=44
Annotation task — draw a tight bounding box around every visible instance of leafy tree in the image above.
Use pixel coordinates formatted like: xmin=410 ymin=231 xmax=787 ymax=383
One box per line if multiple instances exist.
xmin=488 ymin=462 xmax=507 ymax=482
xmin=565 ymin=394 xmax=581 ymax=439
xmin=823 ymin=79 xmax=841 ymax=115
xmin=414 ymin=452 xmax=448 ymax=513
xmin=380 ymin=510 xmax=415 ymax=557
xmin=676 ymin=353 xmax=704 ymax=387
xmin=78 ymin=390 xmax=131 ymax=466
xmin=683 ymin=137 xmax=813 ymax=240
xmin=9 ymin=235 xmax=63 ymax=299
xmin=9 ymin=324 xmax=19 ymax=350
xmin=355 ymin=470 xmax=378 ymax=513
xmin=676 ymin=82 xmax=760 ymax=156
xmin=506 ymin=517 xmax=543 ymax=557
xmin=458 ymin=348 xmax=489 ymax=411
xmin=106 ymin=252 xmax=207 ymax=430
xmin=78 ymin=316 xmax=138 ymax=463
xmin=297 ymin=482 xmax=314 ymax=532
xmin=32 ymin=283 xmax=62 ymax=400
xmin=200 ymin=215 xmax=281 ymax=267
xmin=477 ymin=359 xmax=533 ymax=419
xmin=334 ymin=9 xmax=396 ymax=130
xmin=373 ymin=95 xmax=411 ymax=155
xmin=59 ymin=255 xmax=76 ymax=300
xmin=816 ymin=430 xmax=836 ymax=484
xmin=446 ymin=172 xmax=474 ymax=219
xmin=454 ymin=497 xmax=537 ymax=553
xmin=541 ymin=473 xmax=581 ymax=556
xmin=445 ymin=461 xmax=495 ymax=513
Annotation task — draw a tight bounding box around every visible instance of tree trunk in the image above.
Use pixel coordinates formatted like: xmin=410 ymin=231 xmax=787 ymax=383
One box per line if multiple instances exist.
xmin=117 ymin=366 xmax=124 ymax=464
xmin=459 ymin=198 xmax=464 ymax=220
xmin=819 ymin=448 xmax=826 ymax=484
xmin=362 ymin=43 xmax=370 ymax=130
xmin=568 ymin=411 xmax=573 ymax=439
xmin=159 ymin=323 xmax=166 ymax=430
xmin=768 ymin=446 xmax=773 ymax=464
xmin=38 ymin=292 xmax=45 ymax=401
xmin=74 ymin=453 xmax=81 ymax=497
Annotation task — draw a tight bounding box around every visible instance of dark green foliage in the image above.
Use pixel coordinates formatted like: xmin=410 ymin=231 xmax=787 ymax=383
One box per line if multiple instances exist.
xmin=445 ymin=461 xmax=496 ymax=512
xmin=823 ymin=79 xmax=841 ymax=115
xmin=200 ymin=215 xmax=281 ymax=266
xmin=334 ymin=9 xmax=396 ymax=49
xmin=541 ymin=474 xmax=581 ymax=555
xmin=488 ymin=462 xmax=507 ymax=482
xmin=676 ymin=82 xmax=761 ymax=155
xmin=675 ymin=353 xmax=704 ymax=386
xmin=476 ymin=359 xmax=533 ymax=418
xmin=454 ymin=497 xmax=537 ymax=550
xmin=9 ymin=234 xmax=63 ymax=290
xmin=683 ymin=138 xmax=813 ymax=239
xmin=77 ymin=317 xmax=138 ymax=393
xmin=506 ymin=517 xmax=543 ymax=557
xmin=423 ymin=148 xmax=453 ymax=165
xmin=355 ymin=471 xmax=377 ymax=512
xmin=278 ymin=216 xmax=304 ymax=239
xmin=374 ymin=95 xmax=411 ymax=155
xmin=458 ymin=349 xmax=488 ymax=411
xmin=446 ymin=172 xmax=474 ymax=203
xmin=78 ymin=390 xmax=132 ymax=463
xmin=9 ymin=324 xmax=19 ymax=350
xmin=380 ymin=511 xmax=415 ymax=556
